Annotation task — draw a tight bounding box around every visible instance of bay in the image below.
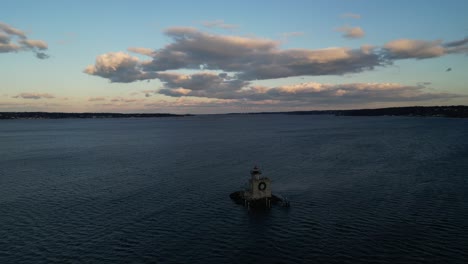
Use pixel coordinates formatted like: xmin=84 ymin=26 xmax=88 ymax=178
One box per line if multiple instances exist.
xmin=1 ymin=115 xmax=468 ymax=263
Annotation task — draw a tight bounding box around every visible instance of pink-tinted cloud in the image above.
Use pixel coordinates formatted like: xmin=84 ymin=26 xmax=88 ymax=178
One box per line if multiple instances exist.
xmin=84 ymin=52 xmax=157 ymax=82
xmin=153 ymin=70 xmax=460 ymax=105
xmin=85 ymin=27 xmax=381 ymax=82
xmin=382 ymin=37 xmax=468 ymax=59
xmin=383 ymin=39 xmax=445 ymax=59
xmin=19 ymin=39 xmax=48 ymax=50
xmin=336 ymin=26 xmax=365 ymax=39
xmin=83 ymin=27 xmax=467 ymax=107
xmin=0 ymin=22 xmax=26 ymax=38
xmin=127 ymin=47 xmax=155 ymax=56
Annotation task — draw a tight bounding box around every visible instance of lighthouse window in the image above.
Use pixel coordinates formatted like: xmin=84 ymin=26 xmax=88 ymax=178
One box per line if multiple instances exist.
xmin=258 ymin=182 xmax=266 ymax=191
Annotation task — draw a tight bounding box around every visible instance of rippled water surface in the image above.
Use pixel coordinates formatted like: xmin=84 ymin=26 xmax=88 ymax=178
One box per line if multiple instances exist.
xmin=1 ymin=115 xmax=468 ymax=263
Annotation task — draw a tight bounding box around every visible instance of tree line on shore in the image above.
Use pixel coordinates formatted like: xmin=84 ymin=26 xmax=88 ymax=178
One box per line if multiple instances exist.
xmin=1 ymin=106 xmax=468 ymax=119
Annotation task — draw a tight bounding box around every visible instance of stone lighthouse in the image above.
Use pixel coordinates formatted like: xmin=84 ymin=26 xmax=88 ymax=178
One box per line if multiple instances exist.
xmin=230 ymin=166 xmax=288 ymax=209
xmin=247 ymin=166 xmax=272 ymax=200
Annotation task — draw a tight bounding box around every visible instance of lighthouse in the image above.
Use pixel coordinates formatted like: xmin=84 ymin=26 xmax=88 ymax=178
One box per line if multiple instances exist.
xmin=247 ymin=166 xmax=272 ymax=200
xmin=230 ymin=166 xmax=289 ymax=209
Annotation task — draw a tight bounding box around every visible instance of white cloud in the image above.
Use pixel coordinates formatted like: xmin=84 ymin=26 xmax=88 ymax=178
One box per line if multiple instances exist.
xmin=84 ymin=52 xmax=157 ymax=82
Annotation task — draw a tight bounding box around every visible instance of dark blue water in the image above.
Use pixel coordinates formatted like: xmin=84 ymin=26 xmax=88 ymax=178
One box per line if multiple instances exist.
xmin=1 ymin=115 xmax=468 ymax=263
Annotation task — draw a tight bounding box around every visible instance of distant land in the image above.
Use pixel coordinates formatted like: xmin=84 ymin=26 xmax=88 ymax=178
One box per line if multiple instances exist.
xmin=0 ymin=112 xmax=191 ymax=119
xmin=237 ymin=105 xmax=468 ymax=118
xmin=1 ymin=106 xmax=468 ymax=119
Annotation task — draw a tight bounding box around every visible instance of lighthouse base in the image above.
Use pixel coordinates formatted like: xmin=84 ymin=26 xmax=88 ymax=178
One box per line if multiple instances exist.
xmin=229 ymin=191 xmax=289 ymax=209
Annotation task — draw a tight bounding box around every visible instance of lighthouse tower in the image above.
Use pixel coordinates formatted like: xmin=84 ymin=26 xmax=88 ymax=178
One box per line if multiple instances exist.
xmin=248 ymin=166 xmax=272 ymax=200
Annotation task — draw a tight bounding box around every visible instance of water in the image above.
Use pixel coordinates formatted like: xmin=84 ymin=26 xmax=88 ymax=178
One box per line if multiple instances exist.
xmin=1 ymin=115 xmax=468 ymax=263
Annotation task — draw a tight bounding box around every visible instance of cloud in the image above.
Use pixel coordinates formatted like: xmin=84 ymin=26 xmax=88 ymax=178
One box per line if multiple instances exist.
xmin=381 ymin=37 xmax=468 ymax=60
xmin=444 ymin=37 xmax=468 ymax=54
xmin=444 ymin=37 xmax=468 ymax=48
xmin=383 ymin=39 xmax=445 ymax=59
xmin=84 ymin=52 xmax=157 ymax=82
xmin=19 ymin=39 xmax=48 ymax=50
xmin=154 ymin=71 xmax=459 ymax=105
xmin=109 ymin=96 xmax=146 ymax=103
xmin=140 ymin=90 xmax=157 ymax=97
xmin=127 ymin=47 xmax=155 ymax=56
xmin=336 ymin=26 xmax=365 ymax=39
xmin=0 ymin=42 xmax=20 ymax=53
xmin=35 ymin=52 xmax=49 ymax=59
xmin=157 ymin=71 xmax=249 ymax=98
xmin=417 ymin=82 xmax=432 ymax=86
xmin=85 ymin=28 xmax=382 ymax=83
xmin=201 ymin=20 xmax=238 ymax=30
xmin=83 ymin=27 xmax=467 ymax=107
xmin=341 ymin=13 xmax=361 ymax=19
xmin=244 ymin=82 xmax=456 ymax=104
xmin=0 ymin=22 xmax=49 ymax=59
xmin=88 ymin=97 xmax=106 ymax=101
xmin=143 ymin=26 xmax=279 ymax=73
xmin=13 ymin=93 xmax=55 ymax=99
xmin=0 ymin=32 xmax=11 ymax=44
xmin=0 ymin=22 xmax=26 ymax=38
xmin=143 ymin=97 xmax=241 ymax=113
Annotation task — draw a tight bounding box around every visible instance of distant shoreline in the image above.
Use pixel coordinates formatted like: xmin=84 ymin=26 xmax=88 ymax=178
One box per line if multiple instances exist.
xmin=0 ymin=112 xmax=192 ymax=120
xmin=232 ymin=105 xmax=468 ymax=118
xmin=1 ymin=106 xmax=468 ymax=119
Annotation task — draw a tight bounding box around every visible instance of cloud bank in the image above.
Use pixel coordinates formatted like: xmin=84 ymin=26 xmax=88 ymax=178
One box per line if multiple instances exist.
xmin=0 ymin=22 xmax=49 ymax=59
xmin=151 ymin=71 xmax=459 ymax=104
xmin=84 ymin=27 xmax=468 ymax=107
xmin=85 ymin=28 xmax=468 ymax=84
xmin=86 ymin=27 xmax=382 ymax=83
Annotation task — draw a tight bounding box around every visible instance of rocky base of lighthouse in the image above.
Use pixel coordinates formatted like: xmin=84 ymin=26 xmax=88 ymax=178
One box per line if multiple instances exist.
xmin=229 ymin=191 xmax=289 ymax=209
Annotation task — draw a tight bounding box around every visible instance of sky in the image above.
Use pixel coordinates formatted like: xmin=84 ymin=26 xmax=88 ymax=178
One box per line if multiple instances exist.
xmin=1 ymin=0 xmax=467 ymax=114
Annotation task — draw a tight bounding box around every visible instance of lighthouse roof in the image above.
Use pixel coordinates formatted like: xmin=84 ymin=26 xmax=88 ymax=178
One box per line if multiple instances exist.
xmin=250 ymin=166 xmax=262 ymax=175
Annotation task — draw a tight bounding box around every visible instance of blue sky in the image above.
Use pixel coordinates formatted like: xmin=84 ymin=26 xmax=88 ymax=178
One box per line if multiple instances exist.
xmin=1 ymin=0 xmax=467 ymax=114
